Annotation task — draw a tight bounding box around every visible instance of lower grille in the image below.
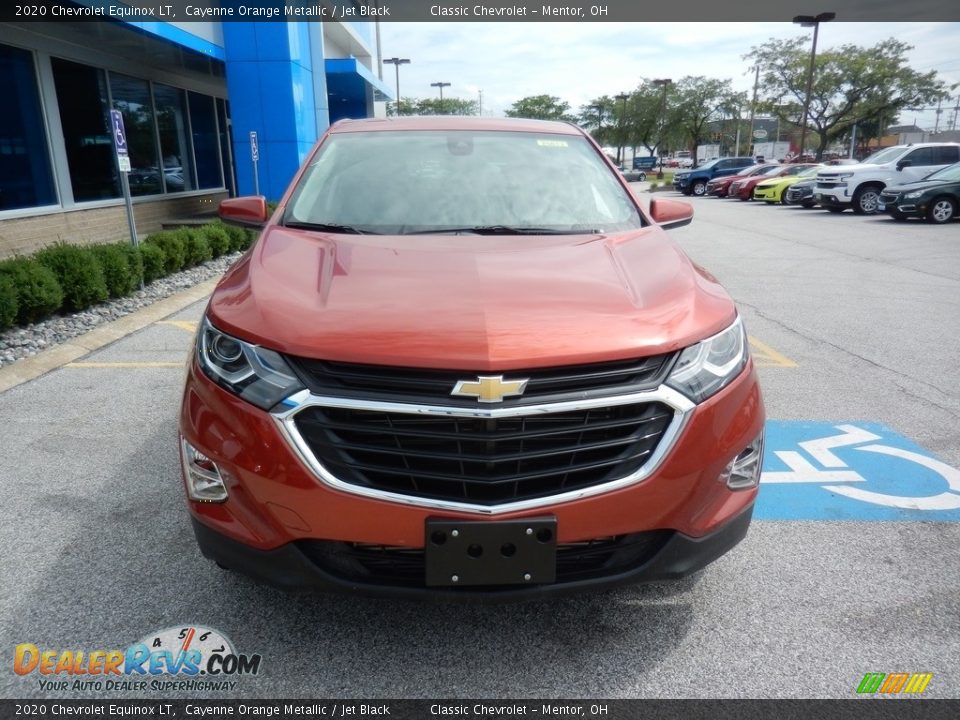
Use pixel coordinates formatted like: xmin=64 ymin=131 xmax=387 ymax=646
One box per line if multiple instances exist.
xmin=298 ymin=531 xmax=672 ymax=588
xmin=879 ymin=192 xmax=899 ymax=204
xmin=292 ymin=402 xmax=674 ymax=505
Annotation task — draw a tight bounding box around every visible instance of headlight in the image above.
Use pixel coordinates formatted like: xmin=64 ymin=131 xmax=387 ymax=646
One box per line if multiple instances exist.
xmin=666 ymin=316 xmax=748 ymax=403
xmin=197 ymin=318 xmax=305 ymax=411
xmin=835 ymin=173 xmax=854 ymax=181
xmin=904 ymin=190 xmax=924 ymax=199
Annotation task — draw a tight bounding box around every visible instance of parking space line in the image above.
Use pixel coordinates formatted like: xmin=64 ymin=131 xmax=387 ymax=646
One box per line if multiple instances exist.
xmin=65 ymin=362 xmax=184 ymax=368
xmin=749 ymin=336 xmax=798 ymax=368
xmin=157 ymin=320 xmax=199 ymax=333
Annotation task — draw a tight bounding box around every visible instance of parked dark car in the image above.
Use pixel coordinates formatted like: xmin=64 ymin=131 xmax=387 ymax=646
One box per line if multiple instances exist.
xmin=784 ymin=178 xmax=818 ymax=207
xmin=674 ymin=157 xmax=756 ymax=196
xmin=878 ymin=162 xmax=960 ymax=223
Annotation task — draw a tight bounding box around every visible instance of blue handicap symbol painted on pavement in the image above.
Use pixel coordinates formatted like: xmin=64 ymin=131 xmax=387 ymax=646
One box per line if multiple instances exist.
xmin=755 ymin=421 xmax=960 ymax=521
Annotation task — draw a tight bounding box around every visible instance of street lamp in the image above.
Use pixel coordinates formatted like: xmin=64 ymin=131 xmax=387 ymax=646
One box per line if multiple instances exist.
xmin=431 ymin=81 xmax=451 ymax=113
xmin=793 ymin=12 xmax=835 ymax=161
xmin=382 ymin=57 xmax=410 ymax=116
xmin=615 ymin=92 xmax=629 ymax=166
xmin=652 ymin=79 xmax=672 ymax=178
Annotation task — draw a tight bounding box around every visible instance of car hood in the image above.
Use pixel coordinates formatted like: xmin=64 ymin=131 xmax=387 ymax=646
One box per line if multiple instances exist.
xmin=817 ymin=162 xmax=886 ymax=174
xmin=207 ymin=226 xmax=736 ymax=370
xmin=756 ymin=176 xmax=797 ymax=187
xmin=884 ymin=178 xmax=956 ymax=193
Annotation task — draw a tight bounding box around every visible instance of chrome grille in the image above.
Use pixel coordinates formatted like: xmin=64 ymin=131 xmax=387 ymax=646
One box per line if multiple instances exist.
xmin=291 ymin=402 xmax=674 ymax=506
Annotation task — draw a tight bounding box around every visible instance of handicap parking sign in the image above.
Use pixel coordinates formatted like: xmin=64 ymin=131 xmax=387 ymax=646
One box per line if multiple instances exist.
xmin=756 ymin=421 xmax=960 ymax=521
xmin=110 ymin=109 xmax=131 ymax=172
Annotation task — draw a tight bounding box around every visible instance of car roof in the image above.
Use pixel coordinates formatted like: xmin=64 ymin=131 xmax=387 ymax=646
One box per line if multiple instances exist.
xmin=329 ymin=116 xmax=585 ymax=136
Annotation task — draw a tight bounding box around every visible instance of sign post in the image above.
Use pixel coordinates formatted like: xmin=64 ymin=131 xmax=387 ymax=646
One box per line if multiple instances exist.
xmin=110 ymin=109 xmax=143 ymax=289
xmin=249 ymin=131 xmax=260 ymax=196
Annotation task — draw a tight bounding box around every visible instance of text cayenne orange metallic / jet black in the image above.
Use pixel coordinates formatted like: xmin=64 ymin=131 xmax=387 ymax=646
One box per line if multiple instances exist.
xmin=179 ymin=117 xmax=765 ymax=599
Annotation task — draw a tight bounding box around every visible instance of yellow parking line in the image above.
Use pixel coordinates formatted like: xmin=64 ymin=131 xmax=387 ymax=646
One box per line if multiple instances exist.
xmin=66 ymin=362 xmax=184 ymax=368
xmin=749 ymin=336 xmax=798 ymax=368
xmin=157 ymin=320 xmax=199 ymax=333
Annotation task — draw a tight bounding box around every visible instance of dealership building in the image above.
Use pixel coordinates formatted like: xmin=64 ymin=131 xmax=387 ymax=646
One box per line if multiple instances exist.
xmin=0 ymin=10 xmax=390 ymax=258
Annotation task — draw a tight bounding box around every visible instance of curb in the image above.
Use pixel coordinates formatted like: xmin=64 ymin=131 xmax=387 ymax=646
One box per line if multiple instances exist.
xmin=0 ymin=277 xmax=220 ymax=395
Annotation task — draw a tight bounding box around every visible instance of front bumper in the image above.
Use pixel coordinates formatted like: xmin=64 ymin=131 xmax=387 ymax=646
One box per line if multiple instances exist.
xmin=813 ymin=185 xmax=850 ymax=207
xmin=753 ymin=186 xmax=779 ymax=202
xmin=191 ymin=503 xmax=755 ymax=600
xmin=180 ymin=355 xmax=764 ymax=596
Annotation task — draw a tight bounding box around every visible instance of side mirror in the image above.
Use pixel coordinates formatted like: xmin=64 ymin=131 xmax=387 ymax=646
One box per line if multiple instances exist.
xmin=896 ymin=160 xmax=912 ymax=171
xmin=219 ymin=196 xmax=268 ymax=227
xmin=650 ymin=197 xmax=693 ymax=230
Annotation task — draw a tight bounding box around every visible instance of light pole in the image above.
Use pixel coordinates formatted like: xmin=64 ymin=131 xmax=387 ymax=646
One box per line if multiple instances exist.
xmin=653 ymin=79 xmax=672 ymax=178
xmin=615 ymin=92 xmax=629 ymax=166
xmin=382 ymin=57 xmax=410 ymax=116
xmin=793 ymin=12 xmax=835 ymax=161
xmin=431 ymin=81 xmax=451 ymax=113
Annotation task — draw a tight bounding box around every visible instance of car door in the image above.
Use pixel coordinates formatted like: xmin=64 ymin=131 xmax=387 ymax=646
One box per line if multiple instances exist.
xmin=896 ymin=147 xmax=943 ymax=183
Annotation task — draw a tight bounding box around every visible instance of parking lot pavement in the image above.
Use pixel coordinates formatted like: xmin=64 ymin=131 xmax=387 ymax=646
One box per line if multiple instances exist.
xmin=1 ymin=200 xmax=958 ymax=700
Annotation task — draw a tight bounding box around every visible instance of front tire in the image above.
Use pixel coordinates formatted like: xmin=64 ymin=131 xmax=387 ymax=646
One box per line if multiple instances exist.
xmin=926 ymin=196 xmax=956 ymax=224
xmin=852 ymin=184 xmax=883 ymax=215
xmin=691 ymin=180 xmax=707 ymax=196
xmin=825 ymin=206 xmax=844 ymax=213
xmin=800 ymin=199 xmax=816 ymax=208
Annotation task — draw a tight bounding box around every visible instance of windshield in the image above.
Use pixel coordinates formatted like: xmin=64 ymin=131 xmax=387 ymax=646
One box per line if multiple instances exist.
xmin=924 ymin=162 xmax=960 ymax=182
xmin=861 ymin=147 xmax=906 ymax=165
xmin=798 ymin=166 xmax=821 ymax=178
xmin=285 ymin=130 xmax=644 ymax=235
xmin=761 ymin=166 xmax=783 ymax=176
xmin=695 ymin=159 xmax=719 ymax=170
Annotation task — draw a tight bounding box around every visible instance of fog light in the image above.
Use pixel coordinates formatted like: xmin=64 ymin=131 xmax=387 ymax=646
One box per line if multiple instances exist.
xmin=181 ymin=438 xmax=228 ymax=502
xmin=720 ymin=432 xmax=765 ymax=490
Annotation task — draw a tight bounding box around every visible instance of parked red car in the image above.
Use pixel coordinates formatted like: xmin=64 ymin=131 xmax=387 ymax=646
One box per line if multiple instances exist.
xmin=728 ymin=164 xmax=818 ymax=200
xmin=705 ymin=164 xmax=779 ymax=197
xmin=180 ymin=117 xmax=765 ymax=599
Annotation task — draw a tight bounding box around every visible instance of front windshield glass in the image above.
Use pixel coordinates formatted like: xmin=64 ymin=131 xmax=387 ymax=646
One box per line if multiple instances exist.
xmin=285 ymin=130 xmax=644 ymax=235
xmin=925 ymin=162 xmax=960 ymax=182
xmin=861 ymin=147 xmax=905 ymax=165
xmin=798 ymin=166 xmax=820 ymax=178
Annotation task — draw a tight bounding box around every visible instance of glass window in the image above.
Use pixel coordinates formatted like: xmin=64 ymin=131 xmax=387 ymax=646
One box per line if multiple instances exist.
xmin=934 ymin=146 xmax=959 ymax=165
xmin=217 ymin=98 xmax=236 ymax=196
xmin=154 ymin=83 xmax=195 ymax=193
xmin=286 ymin=131 xmax=644 ymax=234
xmin=110 ymin=73 xmax=161 ymax=196
xmin=188 ymin=91 xmax=222 ymax=190
xmin=905 ymin=147 xmax=936 ymax=167
xmin=0 ymin=44 xmax=57 ymax=211
xmin=51 ymin=57 xmax=120 ymax=202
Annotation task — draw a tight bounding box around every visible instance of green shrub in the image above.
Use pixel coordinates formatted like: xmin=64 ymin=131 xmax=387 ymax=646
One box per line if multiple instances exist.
xmin=177 ymin=228 xmax=212 ymax=267
xmin=116 ymin=243 xmax=144 ymax=286
xmin=90 ymin=244 xmax=135 ymax=298
xmin=145 ymin=230 xmax=186 ymax=274
xmin=139 ymin=242 xmax=166 ymax=284
xmin=219 ymin=222 xmax=253 ymax=253
xmin=0 ymin=275 xmax=17 ymax=330
xmin=35 ymin=244 xmax=108 ymax=312
xmin=198 ymin=224 xmax=231 ymax=258
xmin=0 ymin=258 xmax=63 ymax=325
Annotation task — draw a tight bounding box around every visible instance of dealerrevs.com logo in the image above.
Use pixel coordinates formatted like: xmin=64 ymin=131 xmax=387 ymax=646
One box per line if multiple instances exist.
xmin=14 ymin=626 xmax=262 ymax=693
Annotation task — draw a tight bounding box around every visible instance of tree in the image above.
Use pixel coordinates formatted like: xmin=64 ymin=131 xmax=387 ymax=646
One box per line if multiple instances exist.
xmin=578 ymin=96 xmax=616 ymax=147
xmin=506 ymin=95 xmax=575 ymax=121
xmin=746 ymin=37 xmax=949 ymax=160
xmin=667 ymin=77 xmax=740 ymax=165
xmin=388 ymin=97 xmax=478 ymax=116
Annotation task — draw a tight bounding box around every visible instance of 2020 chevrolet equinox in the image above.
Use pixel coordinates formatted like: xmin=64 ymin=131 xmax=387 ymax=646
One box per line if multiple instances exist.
xmin=179 ymin=117 xmax=765 ymax=599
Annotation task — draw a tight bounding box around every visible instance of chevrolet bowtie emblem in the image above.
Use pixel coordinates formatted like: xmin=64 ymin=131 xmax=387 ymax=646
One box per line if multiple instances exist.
xmin=451 ymin=375 xmax=529 ymax=403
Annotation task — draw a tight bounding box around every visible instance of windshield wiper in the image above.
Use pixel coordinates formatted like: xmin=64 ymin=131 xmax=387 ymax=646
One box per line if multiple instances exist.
xmin=283 ymin=221 xmax=376 ymax=235
xmin=403 ymin=225 xmax=597 ymax=236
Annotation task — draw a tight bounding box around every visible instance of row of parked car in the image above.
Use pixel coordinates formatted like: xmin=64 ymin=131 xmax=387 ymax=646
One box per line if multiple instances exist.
xmin=671 ymin=143 xmax=960 ymax=224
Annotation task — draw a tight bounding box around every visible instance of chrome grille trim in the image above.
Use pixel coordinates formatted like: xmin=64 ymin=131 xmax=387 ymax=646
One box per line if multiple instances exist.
xmin=272 ymin=386 xmax=695 ymax=515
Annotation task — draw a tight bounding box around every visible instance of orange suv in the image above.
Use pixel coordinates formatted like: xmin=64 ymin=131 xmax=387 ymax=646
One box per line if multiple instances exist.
xmin=179 ymin=117 xmax=765 ymax=599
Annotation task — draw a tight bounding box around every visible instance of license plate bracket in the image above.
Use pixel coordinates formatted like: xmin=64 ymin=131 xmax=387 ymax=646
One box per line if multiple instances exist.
xmin=425 ymin=517 xmax=557 ymax=587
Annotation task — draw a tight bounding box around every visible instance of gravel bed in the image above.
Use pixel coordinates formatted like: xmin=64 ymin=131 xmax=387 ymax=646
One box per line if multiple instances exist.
xmin=0 ymin=252 xmax=242 ymax=369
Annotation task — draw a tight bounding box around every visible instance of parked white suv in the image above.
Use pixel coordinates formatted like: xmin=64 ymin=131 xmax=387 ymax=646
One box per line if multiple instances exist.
xmin=814 ymin=143 xmax=960 ymax=214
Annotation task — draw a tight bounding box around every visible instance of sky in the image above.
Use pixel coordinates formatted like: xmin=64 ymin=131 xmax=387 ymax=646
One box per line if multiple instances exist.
xmin=377 ymin=22 xmax=960 ymax=130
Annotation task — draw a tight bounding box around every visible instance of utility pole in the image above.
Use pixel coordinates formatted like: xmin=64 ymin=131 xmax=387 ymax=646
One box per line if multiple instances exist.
xmin=478 ymin=89 xmax=483 ymax=117
xmin=382 ymin=58 xmax=410 ymax=116
xmin=615 ymin=92 xmax=629 ymax=165
xmin=794 ymin=12 xmax=835 ymax=160
xmin=747 ymin=65 xmax=760 ymax=157
xmin=430 ymin=81 xmax=451 ymax=113
xmin=652 ymin=79 xmax=672 ymax=178
xmin=934 ymin=97 xmax=943 ymax=134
